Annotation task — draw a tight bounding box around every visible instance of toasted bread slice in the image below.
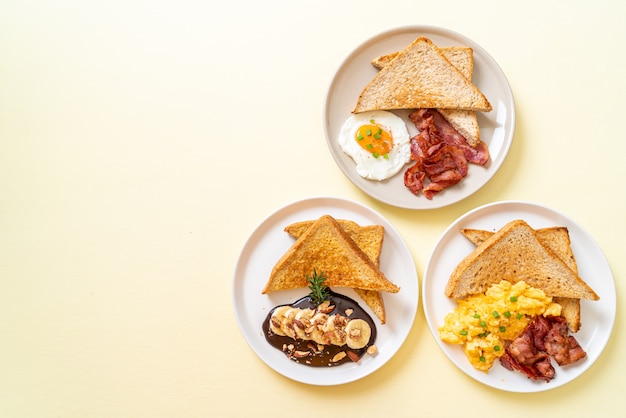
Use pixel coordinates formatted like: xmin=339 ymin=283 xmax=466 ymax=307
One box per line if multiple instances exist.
xmin=284 ymin=219 xmax=384 ymax=265
xmin=371 ymin=46 xmax=480 ymax=147
xmin=446 ymin=219 xmax=599 ymax=301
xmin=461 ymin=226 xmax=582 ymax=332
xmin=354 ymin=36 xmax=492 ymax=113
xmin=262 ymin=215 xmax=400 ymax=294
xmin=461 ymin=227 xmax=578 ymax=272
xmin=371 ymin=52 xmax=398 ymax=70
xmin=434 ymin=48 xmax=481 ymax=147
xmin=285 ymin=219 xmax=387 ymax=323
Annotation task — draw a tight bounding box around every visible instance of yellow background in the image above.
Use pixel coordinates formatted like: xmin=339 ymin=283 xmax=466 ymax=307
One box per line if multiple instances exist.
xmin=1 ymin=1 xmax=624 ymax=417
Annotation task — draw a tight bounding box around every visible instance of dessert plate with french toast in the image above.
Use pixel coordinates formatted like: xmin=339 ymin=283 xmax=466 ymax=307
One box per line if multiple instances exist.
xmin=233 ymin=197 xmax=418 ymax=385
xmin=324 ymin=26 xmax=515 ymax=209
xmin=422 ymin=200 xmax=616 ymax=392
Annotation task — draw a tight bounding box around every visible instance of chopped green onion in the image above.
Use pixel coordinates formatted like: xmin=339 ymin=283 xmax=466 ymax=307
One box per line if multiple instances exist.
xmin=499 ymin=326 xmax=506 ymax=332
xmin=460 ymin=330 xmax=468 ymax=336
xmin=479 ymin=356 xmax=486 ymax=362
xmin=492 ymin=311 xmax=500 ymax=318
xmin=516 ymin=313 xmax=523 ymax=319
xmin=504 ymin=311 xmax=511 ymax=318
xmin=374 ymin=133 xmax=381 ymax=139
xmin=494 ymin=345 xmax=501 ymax=352
xmin=366 ymin=143 xmax=373 ymax=149
xmin=366 ymin=129 xmax=372 ymax=136
xmin=357 ymin=135 xmax=364 ymax=140
xmin=372 ymin=152 xmax=379 ymax=158
xmin=480 ymin=321 xmax=487 ymax=328
xmin=510 ymin=296 xmax=518 ymax=302
xmin=383 ymin=154 xmax=389 ymax=159
xmin=370 ymin=119 xmax=375 ymax=124
xmin=473 ymin=313 xmax=480 ymax=319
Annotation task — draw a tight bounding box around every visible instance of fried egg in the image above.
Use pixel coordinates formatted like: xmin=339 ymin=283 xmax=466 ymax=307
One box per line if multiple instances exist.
xmin=338 ymin=110 xmax=411 ymax=181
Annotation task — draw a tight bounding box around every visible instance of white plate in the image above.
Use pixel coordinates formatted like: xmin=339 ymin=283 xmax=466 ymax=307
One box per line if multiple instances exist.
xmin=324 ymin=26 xmax=515 ymax=209
xmin=422 ymin=201 xmax=616 ymax=392
xmin=232 ymin=197 xmax=418 ymax=385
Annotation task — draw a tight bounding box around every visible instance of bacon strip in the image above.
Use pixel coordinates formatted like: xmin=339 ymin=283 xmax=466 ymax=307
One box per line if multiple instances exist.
xmin=500 ymin=316 xmax=586 ymax=382
xmin=403 ymin=108 xmax=490 ymax=199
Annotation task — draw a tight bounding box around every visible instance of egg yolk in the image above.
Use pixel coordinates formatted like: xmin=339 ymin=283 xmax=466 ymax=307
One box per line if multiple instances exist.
xmin=355 ymin=120 xmax=393 ymax=158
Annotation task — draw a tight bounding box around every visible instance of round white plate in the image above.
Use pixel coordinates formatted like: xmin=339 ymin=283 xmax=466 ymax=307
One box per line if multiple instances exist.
xmin=422 ymin=201 xmax=616 ymax=392
xmin=324 ymin=26 xmax=515 ymax=209
xmin=233 ymin=197 xmax=418 ymax=385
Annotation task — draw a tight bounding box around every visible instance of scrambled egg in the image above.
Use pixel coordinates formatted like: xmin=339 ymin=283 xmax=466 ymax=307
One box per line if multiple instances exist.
xmin=439 ymin=280 xmax=562 ymax=372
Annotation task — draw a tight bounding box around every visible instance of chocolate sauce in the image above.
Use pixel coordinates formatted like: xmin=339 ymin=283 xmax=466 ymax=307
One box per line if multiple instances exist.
xmin=262 ymin=290 xmax=377 ymax=367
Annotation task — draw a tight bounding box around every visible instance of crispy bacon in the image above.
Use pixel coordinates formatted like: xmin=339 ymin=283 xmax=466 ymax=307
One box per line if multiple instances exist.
xmin=403 ymin=109 xmax=489 ymax=199
xmin=500 ymin=315 xmax=586 ymax=382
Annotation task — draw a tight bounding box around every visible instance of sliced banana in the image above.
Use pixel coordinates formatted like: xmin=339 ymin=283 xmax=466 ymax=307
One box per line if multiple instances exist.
xmin=345 ymin=319 xmax=372 ymax=349
xmin=269 ymin=305 xmax=291 ymax=336
xmin=307 ymin=312 xmax=328 ymax=342
xmin=322 ymin=315 xmax=346 ymax=346
xmin=281 ymin=308 xmax=300 ymax=339
xmin=270 ymin=306 xmax=372 ymax=350
xmin=293 ymin=308 xmax=315 ymax=339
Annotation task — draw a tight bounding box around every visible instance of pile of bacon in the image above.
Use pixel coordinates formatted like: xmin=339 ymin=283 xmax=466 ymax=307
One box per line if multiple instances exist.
xmin=499 ymin=315 xmax=587 ymax=382
xmin=404 ymin=109 xmax=490 ymax=199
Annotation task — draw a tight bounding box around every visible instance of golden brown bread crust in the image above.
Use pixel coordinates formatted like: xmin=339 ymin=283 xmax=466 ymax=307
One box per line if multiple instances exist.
xmin=447 ymin=219 xmax=599 ymax=301
xmin=284 ymin=219 xmax=387 ymax=323
xmin=262 ymin=215 xmax=400 ymax=295
xmin=460 ymin=226 xmax=584 ymax=332
xmin=371 ymin=46 xmax=481 ymax=147
xmin=354 ymin=36 xmax=492 ymax=113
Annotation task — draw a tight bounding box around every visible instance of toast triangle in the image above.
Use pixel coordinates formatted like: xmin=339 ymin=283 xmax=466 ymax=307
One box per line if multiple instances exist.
xmin=284 ymin=219 xmax=387 ymax=323
xmin=354 ymin=36 xmax=492 ymax=113
xmin=372 ymin=46 xmax=481 ymax=146
xmin=262 ymin=215 xmax=400 ymax=294
xmin=445 ymin=219 xmax=599 ymax=300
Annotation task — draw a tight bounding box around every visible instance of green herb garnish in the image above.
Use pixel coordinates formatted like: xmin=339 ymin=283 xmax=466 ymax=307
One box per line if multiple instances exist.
xmin=307 ymin=269 xmax=330 ymax=306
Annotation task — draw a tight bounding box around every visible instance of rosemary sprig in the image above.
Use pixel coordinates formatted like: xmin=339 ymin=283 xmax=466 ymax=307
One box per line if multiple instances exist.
xmin=307 ymin=269 xmax=330 ymax=306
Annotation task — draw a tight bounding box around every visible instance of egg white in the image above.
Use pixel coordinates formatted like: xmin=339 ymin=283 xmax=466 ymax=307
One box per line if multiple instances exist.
xmin=338 ymin=110 xmax=411 ymax=181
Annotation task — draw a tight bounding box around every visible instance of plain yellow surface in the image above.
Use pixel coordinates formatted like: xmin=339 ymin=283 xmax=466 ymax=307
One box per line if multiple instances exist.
xmin=1 ymin=1 xmax=624 ymax=417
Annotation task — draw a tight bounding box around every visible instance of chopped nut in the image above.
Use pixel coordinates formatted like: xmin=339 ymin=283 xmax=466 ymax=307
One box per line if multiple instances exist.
xmin=318 ymin=301 xmax=335 ymax=314
xmin=292 ymin=350 xmax=311 ymax=359
xmin=345 ymin=308 xmax=354 ymax=316
xmin=331 ymin=351 xmax=347 ymax=362
xmin=346 ymin=351 xmax=360 ymax=362
xmin=271 ymin=317 xmax=282 ymax=329
xmin=349 ymin=328 xmax=362 ymax=339
xmin=366 ymin=345 xmax=378 ymax=355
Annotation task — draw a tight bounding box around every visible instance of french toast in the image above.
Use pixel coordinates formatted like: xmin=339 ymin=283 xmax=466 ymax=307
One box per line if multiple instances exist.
xmin=284 ymin=219 xmax=387 ymax=323
xmin=262 ymin=215 xmax=400 ymax=295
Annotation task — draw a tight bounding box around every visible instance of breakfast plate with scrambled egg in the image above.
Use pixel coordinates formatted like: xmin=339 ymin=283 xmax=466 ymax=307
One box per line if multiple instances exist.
xmin=233 ymin=197 xmax=418 ymax=385
xmin=422 ymin=201 xmax=616 ymax=392
xmin=323 ymin=25 xmax=515 ymax=209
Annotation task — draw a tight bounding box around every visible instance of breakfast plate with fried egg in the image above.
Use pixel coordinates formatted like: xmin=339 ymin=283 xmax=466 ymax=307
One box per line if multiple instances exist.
xmin=324 ymin=25 xmax=515 ymax=209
